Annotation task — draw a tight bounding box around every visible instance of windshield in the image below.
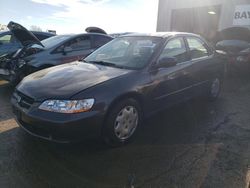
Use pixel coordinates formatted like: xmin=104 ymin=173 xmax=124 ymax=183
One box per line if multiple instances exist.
xmin=85 ymin=36 xmax=162 ymax=69
xmin=32 ymin=35 xmax=71 ymax=49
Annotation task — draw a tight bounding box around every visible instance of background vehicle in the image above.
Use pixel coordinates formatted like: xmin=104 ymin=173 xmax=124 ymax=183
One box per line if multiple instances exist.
xmin=109 ymin=32 xmax=135 ymax=38
xmin=85 ymin=27 xmax=107 ymax=34
xmin=214 ymin=27 xmax=250 ymax=72
xmin=0 ymin=21 xmax=113 ymax=84
xmin=12 ymin=32 xmax=225 ymax=146
xmin=0 ymin=30 xmax=55 ymax=56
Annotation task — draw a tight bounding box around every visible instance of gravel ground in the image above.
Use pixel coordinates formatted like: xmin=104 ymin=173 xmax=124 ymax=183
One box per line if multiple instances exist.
xmin=0 ymin=74 xmax=250 ymax=188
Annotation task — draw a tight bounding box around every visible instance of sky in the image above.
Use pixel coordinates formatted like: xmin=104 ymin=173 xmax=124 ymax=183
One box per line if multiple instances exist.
xmin=0 ymin=0 xmax=159 ymax=34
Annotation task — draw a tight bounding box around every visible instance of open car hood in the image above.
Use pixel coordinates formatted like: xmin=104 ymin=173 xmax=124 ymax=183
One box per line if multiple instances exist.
xmin=215 ymin=27 xmax=250 ymax=42
xmin=7 ymin=21 xmax=44 ymax=47
xmin=216 ymin=40 xmax=250 ymax=53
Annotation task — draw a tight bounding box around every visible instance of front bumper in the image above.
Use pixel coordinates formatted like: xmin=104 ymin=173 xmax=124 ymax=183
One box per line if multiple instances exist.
xmin=11 ymin=95 xmax=105 ymax=143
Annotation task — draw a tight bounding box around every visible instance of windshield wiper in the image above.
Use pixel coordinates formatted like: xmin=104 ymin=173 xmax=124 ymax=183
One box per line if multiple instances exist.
xmin=88 ymin=60 xmax=126 ymax=69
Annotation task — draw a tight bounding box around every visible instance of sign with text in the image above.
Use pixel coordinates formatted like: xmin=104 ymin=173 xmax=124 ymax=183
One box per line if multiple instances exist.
xmin=233 ymin=5 xmax=250 ymax=26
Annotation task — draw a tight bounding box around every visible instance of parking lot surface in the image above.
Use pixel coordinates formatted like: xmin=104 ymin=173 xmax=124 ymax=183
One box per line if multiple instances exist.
xmin=1 ymin=74 xmax=250 ymax=188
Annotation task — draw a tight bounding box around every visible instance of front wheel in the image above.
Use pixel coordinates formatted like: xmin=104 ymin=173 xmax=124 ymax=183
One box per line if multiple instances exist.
xmin=102 ymin=99 xmax=142 ymax=146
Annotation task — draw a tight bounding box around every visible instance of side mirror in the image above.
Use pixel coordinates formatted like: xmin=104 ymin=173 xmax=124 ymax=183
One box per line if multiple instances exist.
xmin=156 ymin=57 xmax=177 ymax=68
xmin=63 ymin=46 xmax=73 ymax=55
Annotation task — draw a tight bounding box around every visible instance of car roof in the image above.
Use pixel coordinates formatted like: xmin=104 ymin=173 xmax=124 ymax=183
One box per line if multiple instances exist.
xmin=30 ymin=31 xmax=56 ymax=37
xmin=74 ymin=32 xmax=113 ymax=38
xmin=48 ymin=33 xmax=113 ymax=42
xmin=123 ymin=32 xmax=201 ymax=38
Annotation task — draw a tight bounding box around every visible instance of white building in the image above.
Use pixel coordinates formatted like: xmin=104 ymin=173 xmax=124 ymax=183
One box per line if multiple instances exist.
xmin=157 ymin=0 xmax=250 ymax=40
xmin=0 ymin=24 xmax=8 ymax=31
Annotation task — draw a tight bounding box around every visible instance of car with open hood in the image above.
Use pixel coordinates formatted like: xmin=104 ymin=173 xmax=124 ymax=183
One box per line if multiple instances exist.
xmin=0 ymin=21 xmax=113 ymax=84
xmin=11 ymin=32 xmax=225 ymax=146
xmin=215 ymin=27 xmax=250 ymax=71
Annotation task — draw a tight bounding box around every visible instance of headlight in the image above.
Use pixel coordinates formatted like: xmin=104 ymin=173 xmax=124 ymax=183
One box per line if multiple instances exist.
xmin=39 ymin=99 xmax=95 ymax=113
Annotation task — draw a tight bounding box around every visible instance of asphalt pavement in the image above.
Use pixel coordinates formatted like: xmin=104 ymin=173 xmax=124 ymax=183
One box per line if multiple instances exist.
xmin=1 ymin=74 xmax=250 ymax=188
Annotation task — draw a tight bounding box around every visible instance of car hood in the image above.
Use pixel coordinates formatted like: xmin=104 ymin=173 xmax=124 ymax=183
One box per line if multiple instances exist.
xmin=17 ymin=61 xmax=132 ymax=101
xmin=216 ymin=27 xmax=250 ymax=42
xmin=216 ymin=40 xmax=250 ymax=54
xmin=7 ymin=21 xmax=44 ymax=47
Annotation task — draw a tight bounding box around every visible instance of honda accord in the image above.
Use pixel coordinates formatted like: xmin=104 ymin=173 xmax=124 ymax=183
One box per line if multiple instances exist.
xmin=11 ymin=32 xmax=225 ymax=146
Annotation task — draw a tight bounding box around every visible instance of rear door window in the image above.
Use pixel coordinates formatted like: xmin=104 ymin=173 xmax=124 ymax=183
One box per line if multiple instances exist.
xmin=66 ymin=36 xmax=91 ymax=51
xmin=159 ymin=37 xmax=189 ymax=63
xmin=186 ymin=37 xmax=209 ymax=59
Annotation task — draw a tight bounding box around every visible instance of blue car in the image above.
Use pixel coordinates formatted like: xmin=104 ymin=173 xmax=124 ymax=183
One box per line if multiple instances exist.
xmin=0 ymin=21 xmax=113 ymax=84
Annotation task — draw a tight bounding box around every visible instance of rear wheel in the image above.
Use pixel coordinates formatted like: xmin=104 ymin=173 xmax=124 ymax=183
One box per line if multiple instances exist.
xmin=102 ymin=99 xmax=142 ymax=146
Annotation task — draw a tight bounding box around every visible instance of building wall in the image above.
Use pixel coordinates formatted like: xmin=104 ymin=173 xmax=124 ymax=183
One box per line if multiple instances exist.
xmin=157 ymin=0 xmax=250 ymax=32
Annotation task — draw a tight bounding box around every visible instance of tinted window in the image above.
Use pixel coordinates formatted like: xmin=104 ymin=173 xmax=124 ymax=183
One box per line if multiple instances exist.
xmin=92 ymin=35 xmax=112 ymax=48
xmin=159 ymin=37 xmax=188 ymax=63
xmin=187 ymin=37 xmax=209 ymax=59
xmin=37 ymin=35 xmax=71 ymax=49
xmin=66 ymin=36 xmax=91 ymax=51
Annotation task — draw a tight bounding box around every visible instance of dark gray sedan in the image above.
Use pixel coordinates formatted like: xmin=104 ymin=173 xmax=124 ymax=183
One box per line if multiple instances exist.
xmin=12 ymin=32 xmax=225 ymax=146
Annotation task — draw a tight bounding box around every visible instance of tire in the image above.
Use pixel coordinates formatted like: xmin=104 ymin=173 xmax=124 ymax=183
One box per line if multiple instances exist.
xmin=102 ymin=98 xmax=142 ymax=147
xmin=207 ymin=77 xmax=222 ymax=101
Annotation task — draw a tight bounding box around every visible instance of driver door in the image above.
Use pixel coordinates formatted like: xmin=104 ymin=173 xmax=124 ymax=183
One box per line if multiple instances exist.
xmin=150 ymin=37 xmax=194 ymax=111
xmin=52 ymin=35 xmax=94 ymax=65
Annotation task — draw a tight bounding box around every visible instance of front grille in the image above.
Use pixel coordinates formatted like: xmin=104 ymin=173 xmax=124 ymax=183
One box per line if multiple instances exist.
xmin=14 ymin=91 xmax=34 ymax=109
